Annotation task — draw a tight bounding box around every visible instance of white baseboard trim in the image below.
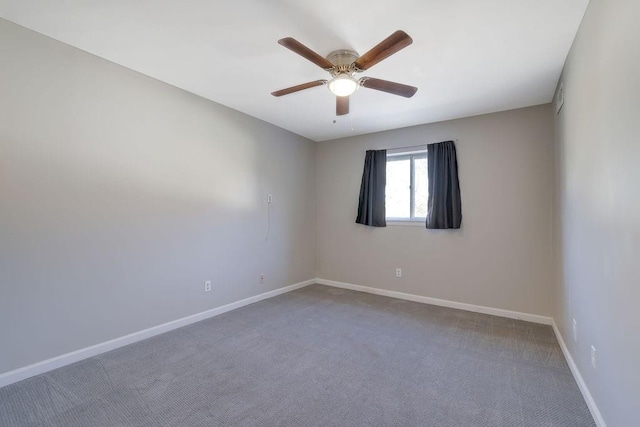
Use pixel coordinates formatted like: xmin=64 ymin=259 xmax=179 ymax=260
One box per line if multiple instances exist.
xmin=315 ymin=278 xmax=553 ymax=325
xmin=551 ymin=320 xmax=607 ymax=427
xmin=0 ymin=279 xmax=315 ymax=389
xmin=0 ymin=278 xmax=606 ymax=427
xmin=315 ymin=278 xmax=605 ymax=425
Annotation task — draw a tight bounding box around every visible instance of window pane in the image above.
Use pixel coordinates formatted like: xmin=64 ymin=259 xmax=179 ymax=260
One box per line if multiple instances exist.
xmin=414 ymin=156 xmax=428 ymax=218
xmin=386 ymin=158 xmax=410 ymax=218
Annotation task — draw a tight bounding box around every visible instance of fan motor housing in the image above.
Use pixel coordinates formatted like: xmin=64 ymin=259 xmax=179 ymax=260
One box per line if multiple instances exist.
xmin=326 ymin=49 xmax=359 ymax=76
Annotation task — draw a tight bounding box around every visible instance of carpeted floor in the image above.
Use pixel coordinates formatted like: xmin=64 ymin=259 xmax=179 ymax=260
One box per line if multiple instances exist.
xmin=0 ymin=284 xmax=595 ymax=426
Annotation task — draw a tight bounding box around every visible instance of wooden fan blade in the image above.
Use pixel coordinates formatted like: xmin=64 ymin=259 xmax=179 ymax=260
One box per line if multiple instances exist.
xmin=271 ymin=80 xmax=327 ymax=97
xmin=278 ymin=37 xmax=334 ymax=71
xmin=336 ymin=96 xmax=349 ymax=116
xmin=353 ymin=30 xmax=413 ymax=71
xmin=360 ymin=77 xmax=418 ymax=98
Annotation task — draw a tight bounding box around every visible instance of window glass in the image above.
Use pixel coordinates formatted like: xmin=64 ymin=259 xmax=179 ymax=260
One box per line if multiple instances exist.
xmin=414 ymin=156 xmax=428 ymax=218
xmin=385 ymin=150 xmax=428 ymax=221
xmin=386 ymin=158 xmax=410 ymax=218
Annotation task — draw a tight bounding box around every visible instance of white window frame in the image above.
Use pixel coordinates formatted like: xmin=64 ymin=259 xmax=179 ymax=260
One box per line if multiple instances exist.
xmin=385 ymin=148 xmax=428 ymax=224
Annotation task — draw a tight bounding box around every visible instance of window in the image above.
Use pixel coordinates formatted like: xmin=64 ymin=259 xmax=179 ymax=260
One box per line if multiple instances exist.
xmin=386 ymin=149 xmax=428 ymax=221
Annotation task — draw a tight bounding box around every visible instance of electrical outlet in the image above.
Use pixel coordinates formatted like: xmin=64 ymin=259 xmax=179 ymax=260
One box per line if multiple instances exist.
xmin=573 ymin=318 xmax=578 ymax=342
xmin=259 ymin=274 xmax=265 ymax=284
xmin=204 ymin=280 xmax=212 ymax=292
xmin=267 ymin=194 xmax=273 ymax=204
xmin=395 ymin=268 xmax=402 ymax=278
xmin=591 ymin=345 xmax=597 ymax=369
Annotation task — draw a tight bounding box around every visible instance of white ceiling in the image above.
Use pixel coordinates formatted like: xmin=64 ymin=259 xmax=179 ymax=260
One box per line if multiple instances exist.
xmin=0 ymin=0 xmax=588 ymax=142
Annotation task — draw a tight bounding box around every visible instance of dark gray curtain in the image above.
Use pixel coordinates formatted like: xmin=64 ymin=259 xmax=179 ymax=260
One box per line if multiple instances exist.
xmin=426 ymin=141 xmax=462 ymax=229
xmin=355 ymin=150 xmax=387 ymax=227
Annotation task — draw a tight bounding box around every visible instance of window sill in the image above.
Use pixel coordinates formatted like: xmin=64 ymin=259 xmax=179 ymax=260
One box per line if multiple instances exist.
xmin=386 ymin=220 xmax=425 ymax=227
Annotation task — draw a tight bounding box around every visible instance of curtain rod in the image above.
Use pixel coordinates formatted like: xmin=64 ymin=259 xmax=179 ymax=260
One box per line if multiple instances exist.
xmin=384 ymin=139 xmax=459 ymax=152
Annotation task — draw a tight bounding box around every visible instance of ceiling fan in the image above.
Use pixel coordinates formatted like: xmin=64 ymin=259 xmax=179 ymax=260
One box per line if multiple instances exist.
xmin=271 ymin=30 xmax=418 ymax=116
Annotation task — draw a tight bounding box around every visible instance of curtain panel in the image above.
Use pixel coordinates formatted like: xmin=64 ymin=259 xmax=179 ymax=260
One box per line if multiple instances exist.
xmin=426 ymin=140 xmax=462 ymax=229
xmin=355 ymin=149 xmax=387 ymax=227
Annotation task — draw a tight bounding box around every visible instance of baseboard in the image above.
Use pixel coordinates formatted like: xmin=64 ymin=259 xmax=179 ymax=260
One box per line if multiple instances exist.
xmin=551 ymin=320 xmax=607 ymax=427
xmin=315 ymin=278 xmax=553 ymax=325
xmin=314 ymin=278 xmax=605 ymax=425
xmin=1 ymin=278 xmax=607 ymax=427
xmin=0 ymin=279 xmax=315 ymax=389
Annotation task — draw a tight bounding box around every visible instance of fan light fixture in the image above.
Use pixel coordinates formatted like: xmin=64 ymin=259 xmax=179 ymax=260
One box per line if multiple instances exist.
xmin=328 ymin=74 xmax=358 ymax=97
xmin=272 ymin=31 xmax=417 ymax=116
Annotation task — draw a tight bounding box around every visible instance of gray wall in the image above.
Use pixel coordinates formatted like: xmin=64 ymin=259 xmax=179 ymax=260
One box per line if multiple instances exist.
xmin=553 ymin=0 xmax=640 ymax=425
xmin=317 ymin=105 xmax=555 ymax=316
xmin=0 ymin=19 xmax=316 ymax=374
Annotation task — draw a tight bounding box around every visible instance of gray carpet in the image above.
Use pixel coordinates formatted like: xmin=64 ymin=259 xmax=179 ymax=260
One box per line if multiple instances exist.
xmin=0 ymin=284 xmax=595 ymax=426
